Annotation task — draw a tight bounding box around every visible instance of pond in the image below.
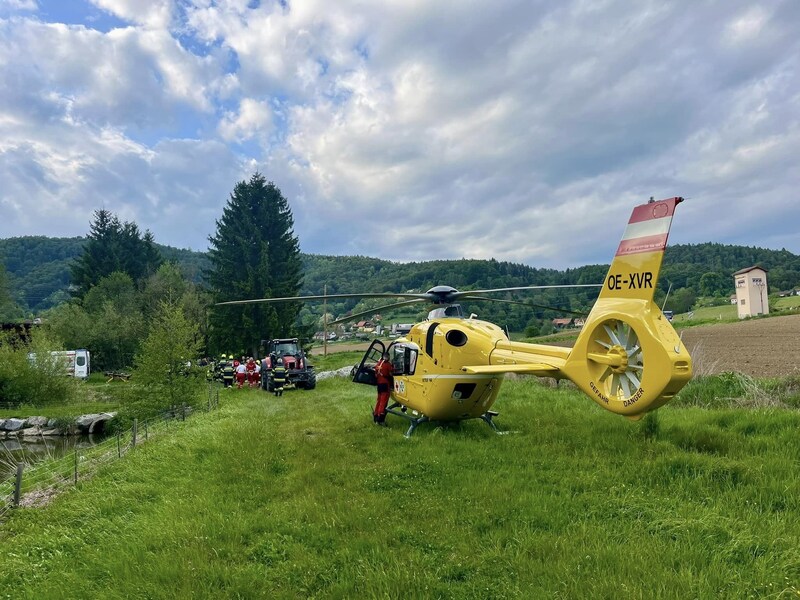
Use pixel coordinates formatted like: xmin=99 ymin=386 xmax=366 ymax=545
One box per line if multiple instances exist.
xmin=0 ymin=434 xmax=107 ymax=480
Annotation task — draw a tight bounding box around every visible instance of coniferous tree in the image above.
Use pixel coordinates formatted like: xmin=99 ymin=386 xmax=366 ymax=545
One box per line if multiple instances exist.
xmin=141 ymin=231 xmax=163 ymax=279
xmin=70 ymin=210 xmax=163 ymax=297
xmin=207 ymin=173 xmax=302 ymax=356
xmin=71 ymin=209 xmax=120 ymax=296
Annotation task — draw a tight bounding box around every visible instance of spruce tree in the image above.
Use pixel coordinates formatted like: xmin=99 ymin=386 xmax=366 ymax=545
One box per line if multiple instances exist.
xmin=207 ymin=173 xmax=302 ymax=356
xmin=71 ymin=209 xmax=120 ymax=296
xmin=70 ymin=210 xmax=163 ymax=297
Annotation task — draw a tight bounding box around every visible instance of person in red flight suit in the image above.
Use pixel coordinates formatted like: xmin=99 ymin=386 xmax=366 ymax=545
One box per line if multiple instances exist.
xmin=246 ymin=358 xmax=257 ymax=388
xmin=373 ymin=352 xmax=394 ymax=426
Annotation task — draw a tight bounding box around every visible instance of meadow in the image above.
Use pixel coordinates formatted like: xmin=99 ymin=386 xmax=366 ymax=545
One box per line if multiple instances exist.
xmin=1 ymin=368 xmax=799 ymax=598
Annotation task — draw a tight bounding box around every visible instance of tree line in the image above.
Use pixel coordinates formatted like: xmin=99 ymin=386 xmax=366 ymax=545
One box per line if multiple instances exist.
xmin=3 ymin=183 xmax=800 ymax=357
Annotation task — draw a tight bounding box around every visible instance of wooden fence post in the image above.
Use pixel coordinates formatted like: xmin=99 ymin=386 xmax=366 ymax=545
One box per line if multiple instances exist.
xmin=182 ymin=403 xmax=186 ymax=421
xmin=74 ymin=448 xmax=78 ymax=484
xmin=117 ymin=432 xmax=121 ymax=458
xmin=13 ymin=462 xmax=23 ymax=508
xmin=132 ymin=418 xmax=138 ymax=449
xmin=144 ymin=420 xmax=148 ymax=440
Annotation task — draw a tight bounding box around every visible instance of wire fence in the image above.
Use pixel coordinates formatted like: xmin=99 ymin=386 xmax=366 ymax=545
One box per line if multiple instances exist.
xmin=0 ymin=386 xmax=221 ymax=521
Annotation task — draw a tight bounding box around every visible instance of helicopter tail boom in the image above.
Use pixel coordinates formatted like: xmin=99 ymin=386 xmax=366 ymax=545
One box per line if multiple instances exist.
xmin=560 ymin=196 xmax=691 ymax=418
xmin=467 ymin=197 xmax=692 ymax=419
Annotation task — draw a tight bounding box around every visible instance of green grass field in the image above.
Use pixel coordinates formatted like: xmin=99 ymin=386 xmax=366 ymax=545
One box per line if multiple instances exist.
xmin=672 ymin=304 xmax=737 ymax=323
xmin=775 ymin=295 xmax=800 ymax=310
xmin=1 ymin=374 xmax=799 ymax=598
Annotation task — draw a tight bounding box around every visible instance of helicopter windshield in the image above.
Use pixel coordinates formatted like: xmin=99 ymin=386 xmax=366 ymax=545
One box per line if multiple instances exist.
xmin=427 ymin=304 xmax=463 ymax=320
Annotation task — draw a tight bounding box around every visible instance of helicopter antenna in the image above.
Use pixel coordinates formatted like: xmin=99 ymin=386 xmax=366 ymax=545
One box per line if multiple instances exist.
xmin=660 ymin=282 xmax=673 ymax=316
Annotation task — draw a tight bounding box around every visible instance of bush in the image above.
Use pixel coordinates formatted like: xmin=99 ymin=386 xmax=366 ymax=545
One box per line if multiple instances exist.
xmin=0 ymin=330 xmax=78 ymax=407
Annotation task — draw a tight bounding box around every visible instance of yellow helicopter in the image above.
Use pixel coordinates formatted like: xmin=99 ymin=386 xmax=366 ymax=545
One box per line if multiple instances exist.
xmin=219 ymin=196 xmax=692 ymax=436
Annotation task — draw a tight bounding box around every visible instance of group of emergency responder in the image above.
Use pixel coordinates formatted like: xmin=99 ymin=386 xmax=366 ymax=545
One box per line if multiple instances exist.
xmin=204 ymin=350 xmax=393 ymax=423
xmin=206 ymin=355 xmax=288 ymax=396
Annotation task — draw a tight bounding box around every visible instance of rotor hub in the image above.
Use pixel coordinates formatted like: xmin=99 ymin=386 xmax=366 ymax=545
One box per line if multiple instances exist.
xmin=607 ymin=346 xmax=629 ymax=374
xmin=425 ymin=285 xmax=460 ymax=304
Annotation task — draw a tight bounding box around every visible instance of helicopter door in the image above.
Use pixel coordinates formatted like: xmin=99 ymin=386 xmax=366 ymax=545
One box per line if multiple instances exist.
xmin=352 ymin=340 xmax=386 ymax=386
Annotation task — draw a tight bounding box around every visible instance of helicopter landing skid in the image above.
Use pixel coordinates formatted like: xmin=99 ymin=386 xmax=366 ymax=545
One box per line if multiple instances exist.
xmin=385 ymin=403 xmax=501 ymax=437
xmin=479 ymin=410 xmax=500 ymax=433
xmin=385 ymin=403 xmax=429 ymax=438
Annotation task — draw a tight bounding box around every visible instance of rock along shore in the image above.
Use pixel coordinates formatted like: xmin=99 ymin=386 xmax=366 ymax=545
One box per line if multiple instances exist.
xmin=0 ymin=413 xmax=117 ymax=438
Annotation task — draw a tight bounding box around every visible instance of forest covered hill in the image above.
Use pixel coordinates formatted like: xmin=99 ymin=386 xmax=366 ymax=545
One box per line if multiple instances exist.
xmin=2 ymin=236 xmax=800 ymax=331
xmin=0 ymin=236 xmax=210 ymax=312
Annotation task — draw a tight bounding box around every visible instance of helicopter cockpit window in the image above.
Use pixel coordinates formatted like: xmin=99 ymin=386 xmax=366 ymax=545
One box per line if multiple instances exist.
xmin=391 ymin=343 xmax=419 ymax=376
xmin=427 ymin=304 xmax=463 ymax=320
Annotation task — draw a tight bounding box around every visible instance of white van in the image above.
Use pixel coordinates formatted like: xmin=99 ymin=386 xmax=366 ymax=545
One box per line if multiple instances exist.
xmin=28 ymin=349 xmax=91 ymax=379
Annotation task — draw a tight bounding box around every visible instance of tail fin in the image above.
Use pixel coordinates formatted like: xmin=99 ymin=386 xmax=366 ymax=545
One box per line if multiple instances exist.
xmin=562 ymin=197 xmax=692 ymax=419
xmin=598 ymin=197 xmax=683 ymax=303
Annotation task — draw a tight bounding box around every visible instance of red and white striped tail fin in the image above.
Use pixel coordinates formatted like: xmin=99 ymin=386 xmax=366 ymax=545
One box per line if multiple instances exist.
xmin=598 ymin=197 xmax=683 ymax=302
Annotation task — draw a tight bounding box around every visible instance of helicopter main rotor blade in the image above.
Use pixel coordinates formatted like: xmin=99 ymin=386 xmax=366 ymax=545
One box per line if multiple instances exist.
xmin=328 ymin=298 xmax=426 ymax=326
xmin=452 ymin=283 xmax=602 ymax=298
xmin=216 ymin=291 xmax=429 ymax=306
xmin=458 ymin=295 xmax=590 ymax=317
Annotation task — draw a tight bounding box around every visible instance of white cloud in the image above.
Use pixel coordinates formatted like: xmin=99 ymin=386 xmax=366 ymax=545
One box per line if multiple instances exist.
xmin=89 ymin=0 xmax=173 ymax=29
xmin=218 ymin=98 xmax=273 ymax=142
xmin=725 ymin=6 xmax=770 ymax=43
xmin=0 ymin=0 xmax=799 ymax=267
xmin=0 ymin=0 xmax=37 ymax=10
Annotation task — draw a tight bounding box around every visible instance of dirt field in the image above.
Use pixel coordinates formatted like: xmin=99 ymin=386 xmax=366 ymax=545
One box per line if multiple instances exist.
xmin=310 ymin=315 xmax=800 ymax=378
xmin=680 ymin=314 xmax=800 ymax=378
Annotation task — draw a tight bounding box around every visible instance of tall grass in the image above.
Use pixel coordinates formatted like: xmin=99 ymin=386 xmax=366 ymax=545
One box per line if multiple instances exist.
xmin=1 ymin=377 xmax=799 ymax=597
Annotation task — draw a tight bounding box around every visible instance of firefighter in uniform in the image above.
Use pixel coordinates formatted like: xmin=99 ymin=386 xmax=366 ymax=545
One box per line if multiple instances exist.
xmin=373 ymin=352 xmax=394 ymax=425
xmin=222 ymin=355 xmax=235 ymax=388
xmin=272 ymin=358 xmax=287 ymax=397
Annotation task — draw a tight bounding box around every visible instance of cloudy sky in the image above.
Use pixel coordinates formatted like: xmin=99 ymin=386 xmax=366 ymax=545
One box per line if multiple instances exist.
xmin=0 ymin=0 xmax=798 ymax=268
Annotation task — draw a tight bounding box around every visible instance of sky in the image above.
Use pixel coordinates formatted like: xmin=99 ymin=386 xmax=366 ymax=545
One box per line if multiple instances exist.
xmin=0 ymin=0 xmax=798 ymax=269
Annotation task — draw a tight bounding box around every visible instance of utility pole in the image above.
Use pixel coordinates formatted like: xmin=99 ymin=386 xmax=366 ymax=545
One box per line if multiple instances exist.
xmin=323 ymin=284 xmax=328 ymax=357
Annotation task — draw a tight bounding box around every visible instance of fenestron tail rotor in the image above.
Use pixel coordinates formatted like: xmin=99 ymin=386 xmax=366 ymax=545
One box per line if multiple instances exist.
xmin=589 ymin=320 xmax=644 ymax=400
